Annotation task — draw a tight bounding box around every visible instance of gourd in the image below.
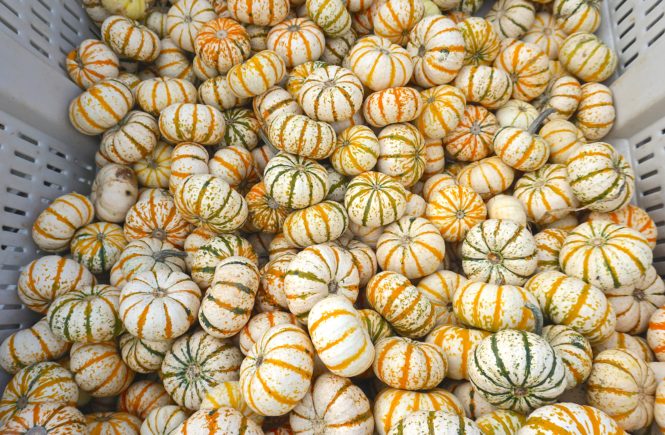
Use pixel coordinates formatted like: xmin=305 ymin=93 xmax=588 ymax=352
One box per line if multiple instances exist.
xmin=485 ymin=195 xmax=527 ymax=226
xmin=534 ymin=75 xmax=582 ymax=121
xmin=485 ymin=0 xmax=535 ymax=39
xmin=422 ymin=172 xmax=457 ymax=202
xmin=189 ymin=234 xmax=257 ymax=290
xmin=307 ymin=0 xmax=352 ymax=37
xmin=458 ymin=17 xmax=500 ymax=66
xmin=47 ymin=284 xmax=122 ymax=343
xmin=422 ymin=138 xmax=446 ymax=179
xmin=173 ymin=406 xmax=263 ymax=434
xmin=456 ymin=156 xmax=515 ymax=199
xmin=238 ymin=312 xmax=298 ymax=355
xmin=1 ymin=403 xmax=86 ymax=434
xmin=141 ymin=405 xmax=188 ymax=435
xmin=267 ymin=113 xmax=337 ymax=160
xmin=102 ymin=15 xmax=161 ymax=61
xmin=209 ymin=145 xmax=257 ymax=191
xmin=518 ymin=402 xmax=624 ymax=434
xmin=542 ymin=325 xmax=593 ymax=390
xmin=307 ymin=295 xmax=375 ymax=377
xmin=116 ymin=237 xmax=187 ymax=282
xmin=200 ymin=381 xmax=263 ymax=425
xmin=195 ymin=17 xmax=251 ymax=73
xmin=495 ymin=40 xmax=550 ymax=101
xmin=534 ymin=228 xmax=567 ymax=272
xmin=155 ymin=39 xmax=195 ymax=82
xmin=451 ymin=382 xmax=496 ymax=419
xmin=0 ymin=318 xmax=69 ymax=374
xmin=166 ymin=0 xmax=217 ymax=52
xmin=158 ymin=103 xmax=226 ymax=145
xmin=454 ymin=65 xmax=512 ymax=109
xmin=345 ymin=171 xmax=408 ymax=227
xmin=539 ymin=119 xmax=585 ymax=164
xmin=17 ymin=255 xmax=95 ymax=314
xmin=118 ymin=380 xmax=173 ymax=419
xmin=373 ymin=0 xmax=424 ymax=45
xmin=290 ymin=373 xmax=374 ymax=434
xmin=245 ymin=182 xmax=289 ymax=234
xmin=91 ymin=164 xmax=139 ymax=223
xmin=239 ymin=324 xmax=314 ymax=416
xmin=492 ymin=109 xmax=553 ymax=172
xmin=136 ymin=77 xmax=197 ymax=116
xmin=263 ymin=152 xmax=328 ymax=211
xmin=286 ymin=61 xmax=327 ymax=97
xmin=376 ymin=216 xmax=446 ymax=279
xmin=266 ymin=18 xmax=325 ymax=68
xmin=469 ymin=329 xmax=566 ymax=413
xmin=119 ymin=333 xmax=172 ymax=374
xmin=69 ymin=79 xmax=134 ymax=135
xmin=298 ymin=65 xmax=364 ymax=123
xmin=227 ymin=50 xmax=287 ymax=98
xmin=524 ymin=12 xmax=567 ymax=59
xmin=161 ymin=330 xmax=243 ymax=410
xmin=198 ymin=76 xmax=248 ymax=112
xmin=321 ymin=30 xmax=357 ymax=65
xmin=593 ymin=331 xmax=654 ymax=362
xmin=373 ymin=336 xmax=445 ymax=390
xmin=358 ymin=309 xmax=395 ymax=344
xmin=573 ymin=82 xmax=616 ymax=140
xmin=331 ymin=125 xmax=380 ymax=176
xmin=363 ymin=87 xmax=423 ymax=128
xmin=416 ymin=270 xmax=465 ymax=326
xmin=32 ymin=192 xmax=95 ymax=252
xmin=559 ymin=32 xmax=617 ymax=83
xmin=70 ymin=342 xmax=135 ymax=397
xmin=406 ymin=15 xmax=465 ymax=87
xmin=559 ymin=220 xmax=652 ymax=291
xmin=377 ymin=123 xmax=426 ymax=187
xmin=168 ymin=142 xmax=210 ymax=193
xmin=345 ymin=35 xmax=413 ymax=91
xmin=283 ymin=200 xmax=349 ymax=247
xmin=387 ymin=410 xmax=481 ymax=434
xmin=86 ymin=412 xmax=142 ymax=434
xmin=586 ymin=349 xmax=657 ymax=431
xmin=124 ymin=196 xmax=191 ymax=248
xmin=66 ymin=39 xmax=119 ymax=89
xmin=443 ymin=105 xmax=498 ymax=162
xmin=284 ymin=243 xmax=359 ymax=321
xmin=69 ymin=222 xmax=127 ymax=274
xmin=219 ymin=109 xmax=261 ymax=150
xmin=366 ymin=271 xmax=436 ymax=338
xmin=589 ymin=204 xmax=658 ymax=250
xmin=333 ymin=238 xmax=378 ymax=287
xmin=228 ymin=0 xmax=289 ymax=26
xmin=415 ymin=85 xmax=466 ymax=139
xmin=475 ymin=410 xmax=526 ymax=434
xmin=513 ymin=163 xmax=578 ymax=225
xmin=495 ymin=100 xmax=538 ymax=129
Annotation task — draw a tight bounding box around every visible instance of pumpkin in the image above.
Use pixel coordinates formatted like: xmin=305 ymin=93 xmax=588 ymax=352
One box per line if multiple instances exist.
xmin=32 ymin=192 xmax=95 ymax=252
xmin=425 ymin=185 xmax=487 ymax=243
xmin=485 ymin=195 xmax=527 ymax=226
xmin=426 ymin=325 xmax=488 ymax=381
xmin=366 ymin=271 xmax=436 ymax=338
xmin=1 ymin=404 xmax=86 ymax=435
xmin=102 ymin=15 xmax=161 ymax=61
xmin=47 ymin=284 xmax=122 ymax=343
xmin=573 ymin=82 xmax=616 ymax=140
xmin=648 ymin=307 xmax=665 ymax=361
xmin=443 ymin=105 xmax=497 ymax=162
xmin=458 ymin=17 xmax=500 ymax=66
xmin=358 ymin=308 xmax=395 ymax=344
xmin=66 ymin=39 xmax=119 ymax=89
xmin=267 ymin=113 xmax=337 ymax=160
xmin=605 ymin=266 xmax=665 ymax=335
xmin=209 ymin=145 xmax=257 ymax=192
xmin=422 ymin=172 xmax=457 ymax=202
xmin=539 ymin=119 xmax=585 ymax=164
xmin=257 ymin=254 xmax=294 ymax=313
xmin=199 ymin=76 xmax=248 ymax=111
xmin=168 ymin=142 xmax=210 ymax=193
xmin=456 ymin=157 xmax=515 ymax=199
xmin=227 ymin=50 xmax=287 ymax=98
xmin=376 ymin=123 xmax=425 ymax=187
xmin=307 ymin=0 xmax=351 ymax=37
xmin=266 ymin=18 xmax=325 ymax=68
xmin=290 ymin=373 xmax=373 ymax=434
xmin=228 ymin=0 xmax=290 ymax=25
xmin=70 ymin=342 xmax=135 ymax=397
xmin=520 ymin=403 xmax=622 ymax=434
xmin=534 ymin=228 xmax=567 ymax=272
xmin=559 ymin=220 xmax=652 ymax=291
xmin=469 ymin=329 xmax=566 ymax=413
xmin=373 ymin=0 xmax=424 ymax=45
xmin=200 ymin=381 xmax=263 ymax=424
xmin=416 ymin=270 xmax=465 ymax=326
xmin=252 ymin=144 xmax=277 ymax=175
xmin=376 ymin=216 xmax=445 ymax=279
xmin=239 ymin=312 xmax=298 ymax=355
xmin=268 ymin=233 xmax=299 ymax=259
xmin=513 ymin=164 xmax=578 ymax=225
xmin=589 ymin=204 xmax=657 ymax=250
xmin=492 ymin=110 xmax=553 ymax=172
xmin=461 ymin=219 xmax=537 ymax=286
xmin=348 ymin=221 xmax=385 ymax=248
xmin=414 ymin=86 xmax=466 ymax=140
xmin=86 ymin=412 xmax=142 ymax=434
xmin=330 ymin=125 xmax=379 ymax=176
xmin=173 ymin=407 xmax=263 ymax=434
xmin=308 ymin=295 xmax=375 ymax=376
xmin=220 ymin=109 xmax=261 ymax=150
xmin=154 ymin=39 xmax=195 ymax=82
xmin=332 ymin=238 xmax=378 ymax=287
xmin=524 ymin=12 xmax=567 ymax=60
xmin=183 ymin=226 xmax=216 ymax=273
xmin=124 ymin=197 xmax=191 ymax=248
xmin=451 ymin=381 xmax=496 ymax=419
xmin=70 ymin=222 xmax=127 ymax=274
xmin=245 ymin=182 xmax=290 ymax=234
xmin=158 ymin=103 xmax=226 ymax=145
xmin=190 ymin=234 xmax=257 ymax=289
xmin=345 ymin=171 xmax=408 ymax=228
xmin=553 ymin=0 xmax=601 ymax=34
xmin=195 ymin=17 xmax=251 ymax=73
xmin=285 ymin=60 xmax=327 ymax=98
xmin=586 ymin=349 xmax=657 ymax=431
xmin=559 ymin=32 xmax=617 ymax=82
xmin=69 ymin=78 xmax=135 ymax=135
xmin=454 ymin=65 xmax=512 ymax=109
xmin=283 ymin=200 xmax=349 ymax=247
xmin=373 ymin=388 xmax=464 ymax=435
xmin=373 ymin=336 xmax=445 ymax=390
xmin=542 ymin=325 xmax=593 ymax=390
xmin=247 ymin=24 xmax=270 ymax=52
xmin=533 ymin=75 xmax=582 ymax=121
xmin=298 ymin=65 xmax=364 ymax=123
xmin=594 ymin=332 xmax=654 ymax=363
xmin=166 ymin=0 xmax=217 ymax=52
xmin=474 ymin=409 xmax=526 ymax=435
xmin=387 ymin=410 xmax=482 ymax=435
xmin=116 ymin=237 xmax=187 ymax=282
xmin=485 ymin=0 xmax=535 ymax=39
xmin=119 ymin=333 xmax=172 ymax=374
xmin=345 ymin=35 xmax=413 ymax=91
xmin=495 ymin=40 xmax=550 ymax=101
xmin=0 ymin=362 xmax=78 ymax=423
xmin=133 ymin=142 xmax=173 ymax=188
xmin=240 ymin=324 xmax=314 ymax=416
xmin=0 ymin=319 xmax=69 ymax=375
xmin=141 ymin=405 xmax=188 ymax=435
xmin=525 ymin=270 xmax=616 ymax=344
xmin=17 ymin=255 xmax=95 ymax=314
xmin=284 ymin=243 xmax=359 ymax=321
xmin=118 ymin=380 xmax=173 ymax=419
xmin=174 ymin=174 xmax=248 ymax=233
xmin=322 ymin=29 xmax=357 ymax=65
xmin=658 ymin=382 xmax=665 ymax=430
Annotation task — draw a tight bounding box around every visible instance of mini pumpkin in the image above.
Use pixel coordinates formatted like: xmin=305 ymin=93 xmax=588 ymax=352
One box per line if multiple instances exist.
xmin=559 ymin=32 xmax=617 ymax=82
xmin=345 ymin=35 xmax=413 ymax=91
xmin=454 ymin=65 xmax=512 ymax=109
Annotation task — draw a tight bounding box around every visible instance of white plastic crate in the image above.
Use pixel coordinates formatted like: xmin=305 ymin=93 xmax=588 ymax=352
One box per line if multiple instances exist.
xmin=0 ymin=0 xmax=663 ymax=389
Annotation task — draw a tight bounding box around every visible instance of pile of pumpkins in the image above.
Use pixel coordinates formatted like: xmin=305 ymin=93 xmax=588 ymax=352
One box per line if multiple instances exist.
xmin=1 ymin=0 xmax=663 ymax=433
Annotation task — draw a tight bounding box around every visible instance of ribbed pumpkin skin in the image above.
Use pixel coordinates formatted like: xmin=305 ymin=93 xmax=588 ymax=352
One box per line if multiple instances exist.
xmin=190 ymin=234 xmax=257 ymax=290
xmin=559 ymin=221 xmax=652 ymax=291
xmin=154 ymin=39 xmax=195 ymax=82
xmin=648 ymin=307 xmax=665 ymax=361
xmin=66 ymin=39 xmax=119 ymax=89
xmin=387 ymin=410 xmax=482 ymax=435
xmin=345 ymin=35 xmax=413 ymax=91
xmin=69 ymin=222 xmax=127 ymax=274
xmin=373 ymin=388 xmax=464 ymax=435
xmin=200 ymin=381 xmax=263 ymax=425
xmin=165 ymin=0 xmax=217 ymax=52
xmin=119 ymin=333 xmax=171 ymax=374
xmin=168 ymin=142 xmax=209 ymax=194
xmin=283 ymin=200 xmax=349 ymax=248
xmin=69 ymin=78 xmax=134 ymax=136
xmin=475 ymin=409 xmax=526 ymax=434
xmin=331 ymin=126 xmax=379 ymax=176
xmin=514 ymin=164 xmax=578 ymax=225
xmin=589 ymin=204 xmax=658 ymax=250
xmin=454 ymin=65 xmax=512 ymax=109
xmin=308 ymin=295 xmax=374 ymax=377
xmin=158 ymin=103 xmax=226 ymax=145
xmin=240 ymin=324 xmax=314 ymax=416
xmin=363 ymin=87 xmax=423 ymax=128
xmin=307 ymin=0 xmax=351 ymax=37
xmin=444 ymin=105 xmax=498 ymax=162
xmin=426 ymin=324 xmax=489 ymax=380
xmin=239 ymin=311 xmax=298 ymax=355
xmin=345 ymin=171 xmax=408 ymax=227
xmin=415 ymin=85 xmax=466 ymax=140
xmin=574 ymin=82 xmax=615 ymax=141
xmin=559 ymin=32 xmax=617 ymax=83
xmin=141 ymin=405 xmax=188 ymax=435
xmin=100 ymin=110 xmax=158 ymax=165
xmin=290 ymin=373 xmax=374 ymax=435
xmin=195 ymin=17 xmax=251 ymax=73
xmin=456 ymin=156 xmax=515 ymax=199
xmin=594 ymin=331 xmax=654 ymax=362
xmin=133 ymin=142 xmax=173 ymax=188
xmin=520 ymin=403 xmax=623 ymax=434
xmin=377 ymin=123 xmax=426 ymax=187
xmin=228 ymin=0 xmax=290 ymax=26
xmin=426 ymin=185 xmax=487 ymax=243
xmin=495 ymin=40 xmax=550 ymax=101
xmin=263 ymin=152 xmax=328 ymax=210
xmin=366 ymin=271 xmax=436 ymax=338
xmin=124 ymin=197 xmax=191 ymax=248
xmin=267 ymin=18 xmax=325 ymax=68
xmin=32 ymin=192 xmax=95 ymax=253
xmin=374 ymin=336 xmax=445 ymax=390
xmin=199 ymin=76 xmax=248 ymax=112
xmin=102 ymin=15 xmax=161 ymax=61
xmin=0 ymin=362 xmax=78 ymax=424
xmin=485 ymin=0 xmax=535 ymax=39
xmin=0 ymin=319 xmax=69 ymax=374
xmin=458 ymin=17 xmax=500 ymax=66
xmin=70 ymin=342 xmax=135 ymax=398
xmin=116 ymin=238 xmax=187 ymax=283
xmin=461 ymin=219 xmax=537 ymax=286
xmin=86 ymin=411 xmax=142 ymax=434
xmin=534 ymin=229 xmax=567 ymax=272
xmin=267 ymin=113 xmax=337 ymax=160
xmin=136 ymin=78 xmax=197 ymax=116
xmin=2 ymin=403 xmax=86 ymax=434
xmin=469 ymin=330 xmax=566 ymax=414
xmin=227 ymin=50 xmax=287 ymax=98
xmin=523 ymin=12 xmax=567 ymax=59
xmin=161 ymin=330 xmax=243 ymax=410
xmin=118 ymin=380 xmax=173 ymax=419
xmin=492 ymin=125 xmax=550 ymax=172
xmin=372 ymin=0 xmax=423 ymax=45
xmin=535 ymin=75 xmax=582 ymax=122
xmin=542 ymin=325 xmax=593 ymax=390
xmin=416 ymin=270 xmax=465 ymax=326
xmin=298 ymin=65 xmax=364 ymax=123
xmin=173 ymin=406 xmax=264 ymax=434
xmin=586 ymin=349 xmax=657 ymax=431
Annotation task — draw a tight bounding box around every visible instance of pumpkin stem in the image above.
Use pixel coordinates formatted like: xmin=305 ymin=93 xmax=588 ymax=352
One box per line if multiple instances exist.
xmin=525 ymin=302 xmax=543 ymax=335
xmin=527 ymin=108 xmax=556 ymax=135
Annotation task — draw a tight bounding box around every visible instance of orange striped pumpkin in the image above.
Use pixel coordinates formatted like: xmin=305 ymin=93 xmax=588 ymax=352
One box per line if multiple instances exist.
xmin=358 ymin=308 xmax=394 ymax=344
xmin=345 ymin=35 xmax=413 ymax=91
xmin=70 ymin=222 xmax=127 ymax=274
xmin=333 ymin=238 xmax=378 ymax=287
xmin=534 ymin=75 xmax=582 ymax=121
xmin=514 ymin=163 xmax=578 ymax=225
xmin=0 ymin=319 xmax=69 ymax=374
xmin=307 ymin=295 xmax=375 ymax=376
xmin=119 ymin=333 xmax=172 ymax=374
xmin=374 ymin=336 xmax=445 ymax=390
xmin=539 ymin=119 xmax=585 ymax=164
xmin=298 ymin=65 xmax=364 ymax=123
xmin=251 ymin=144 xmax=277 ymax=175
xmin=200 ymin=381 xmax=263 ymax=424
xmin=559 ymin=32 xmax=617 ymax=83
xmin=495 ymin=40 xmax=550 ymax=101
xmin=554 ymin=0 xmax=601 ymax=34
xmin=239 ymin=311 xmax=298 ymax=355
xmin=456 ymin=156 xmax=515 ymax=199
xmin=240 ymin=324 xmax=314 ymax=416
xmin=407 ymin=15 xmax=465 ymax=87
xmin=221 ymin=109 xmax=261 ymax=150
xmin=133 ymin=142 xmax=173 ymax=188
xmin=102 ymin=15 xmax=161 ymax=61
xmin=70 ymin=341 xmax=135 ymax=397
xmin=119 ymin=380 xmax=173 ymax=419
xmin=161 ymin=330 xmax=243 ymax=410
xmin=495 ymin=100 xmax=538 ymax=129
xmin=253 ymin=87 xmax=302 ymax=131
xmin=199 ymin=76 xmax=248 ymax=111
xmin=266 ymin=18 xmax=325 ymax=68
xmin=367 ymin=271 xmax=436 ymax=338
xmin=86 ymin=412 xmax=142 ymax=434
xmin=124 ymin=197 xmax=191 ymax=248
xmin=17 ymin=255 xmax=95 ymax=314
xmin=443 ymin=105 xmax=497 ymax=162
xmin=166 ymin=0 xmax=217 ymax=52
xmin=373 ymin=0 xmax=424 ymax=45
xmin=451 ymin=381 xmax=496 ymax=419
xmin=454 ymin=65 xmax=512 ymax=109
xmin=168 ymin=142 xmax=210 ymax=193
xmin=331 ymin=125 xmax=379 ymax=176
xmin=422 ymin=172 xmax=457 ymax=202
xmin=158 ymin=103 xmax=226 ymax=145
xmin=119 ymin=270 xmax=200 ymax=341
xmin=174 ymin=406 xmax=263 ymax=434
xmin=69 ymin=78 xmax=134 ymax=135
xmin=263 ymin=152 xmax=328 ymax=210
xmin=285 ymin=60 xmax=326 ymax=98
xmin=415 ymin=85 xmax=466 ymax=139
xmin=417 ymin=270 xmax=465 ymax=326
xmin=542 ymin=325 xmax=593 ymax=390
xmin=246 ymin=181 xmax=290 ymax=234
xmin=189 ymin=234 xmax=257 ymax=289
xmin=485 ymin=0 xmax=535 ymax=39
xmin=2 ymin=404 xmax=86 ymax=434
xmin=588 ymin=204 xmax=657 ymax=250
xmin=146 ymin=5 xmax=169 ymax=37
xmin=227 ymin=50 xmax=287 ymax=98
xmin=573 ymin=82 xmax=616 ymax=141
xmin=66 ymin=39 xmax=119 ymax=89
xmin=116 ymin=237 xmax=187 ymax=282
xmin=283 ymin=200 xmax=349 ymax=247
xmin=377 ymin=123 xmax=425 ymax=187
xmin=458 ymin=17 xmax=500 ymax=66
xmin=100 ymin=111 xmax=158 ymax=165
xmin=426 ymin=324 xmax=490 ymax=380
xmin=267 ymin=114 xmax=337 ymax=159
xmin=520 ymin=403 xmax=622 ymax=434
xmin=195 ymin=17 xmax=251 ymax=73
xmin=493 ymin=124 xmax=551 ymax=172
xmin=425 ymin=185 xmax=487 ymax=242
xmin=268 ymin=233 xmax=299 ymax=260
xmin=209 ymin=145 xmax=257 ymax=192
xmin=524 ymin=12 xmax=567 ymax=60
xmin=183 ymin=226 xmax=216 ymax=272
xmin=136 ymin=78 xmax=197 ymax=116
xmin=228 ymin=0 xmax=290 ymax=26
xmin=534 ymin=228 xmax=567 ymax=272
xmin=154 ymin=39 xmax=195 ymax=82
xmin=344 ymin=171 xmax=408 ymax=227
xmin=475 ymin=410 xmax=526 ymax=434
xmin=307 ymin=0 xmax=351 ymax=37
xmin=0 ymin=362 xmax=78 ymax=424
xmin=322 ymin=29 xmax=357 ymax=65
xmin=592 ymin=332 xmax=655 ymax=362
xmin=376 ymin=216 xmax=445 ymax=279
xmin=648 ymin=307 xmax=665 ymax=361
xmin=257 ymin=254 xmax=294 ymax=312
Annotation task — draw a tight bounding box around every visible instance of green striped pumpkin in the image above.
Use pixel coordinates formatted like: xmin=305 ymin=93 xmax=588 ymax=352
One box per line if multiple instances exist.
xmin=70 ymin=222 xmax=127 ymax=274
xmin=220 ymin=108 xmax=260 ymax=150
xmin=485 ymin=0 xmax=535 ymax=39
xmin=468 ymin=329 xmax=566 ymax=413
xmin=263 ymin=152 xmax=328 ymax=210
xmin=358 ymin=309 xmax=394 ymax=344
xmin=344 ymin=171 xmax=407 ymax=228
xmin=116 ymin=238 xmax=187 ymax=282
xmin=119 ymin=333 xmax=172 ymax=374
xmin=307 ymin=0 xmax=352 ymax=37
xmin=541 ymin=325 xmax=592 ymax=390
xmin=387 ymin=411 xmax=482 ymax=435
xmin=190 ymin=234 xmax=258 ymax=290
